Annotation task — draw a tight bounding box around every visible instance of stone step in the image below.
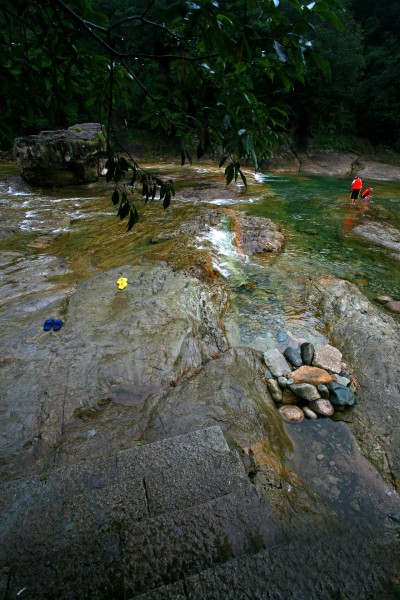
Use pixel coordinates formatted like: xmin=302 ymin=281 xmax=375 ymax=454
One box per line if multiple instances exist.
xmin=4 ymin=485 xmax=283 ymax=599
xmin=142 ymin=448 xmax=249 ymax=517
xmin=121 ymin=485 xmax=284 ymax=597
xmin=3 ymin=432 xmax=249 ymax=543
xmin=3 ymin=427 xmax=275 ymax=599
xmin=135 ymin=525 xmax=399 ymax=600
xmin=117 ymin=425 xmax=232 ymax=479
xmin=39 ymin=425 xmax=232 ymax=499
xmin=4 ymin=446 xmax=250 ymax=561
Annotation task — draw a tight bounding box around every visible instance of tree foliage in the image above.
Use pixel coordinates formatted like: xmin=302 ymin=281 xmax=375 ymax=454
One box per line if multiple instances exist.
xmin=3 ymin=1 xmax=398 ymax=227
xmin=291 ymin=4 xmax=365 ymax=149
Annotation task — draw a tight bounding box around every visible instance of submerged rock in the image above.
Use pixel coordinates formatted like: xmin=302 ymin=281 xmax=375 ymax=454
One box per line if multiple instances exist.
xmin=352 ymin=221 xmax=400 ymax=261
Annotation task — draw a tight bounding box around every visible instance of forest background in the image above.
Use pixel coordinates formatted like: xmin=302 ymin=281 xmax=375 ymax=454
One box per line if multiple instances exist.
xmin=1 ymin=0 xmax=399 ymax=167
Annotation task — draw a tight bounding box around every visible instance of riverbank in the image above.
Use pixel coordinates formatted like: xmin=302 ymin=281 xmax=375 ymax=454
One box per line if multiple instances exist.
xmin=267 ymin=147 xmax=400 ymax=181
xmin=125 ymin=142 xmax=400 ymax=181
xmin=3 ymin=144 xmax=400 ymax=181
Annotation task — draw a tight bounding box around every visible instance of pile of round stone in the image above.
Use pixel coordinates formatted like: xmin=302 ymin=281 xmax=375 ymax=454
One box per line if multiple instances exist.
xmin=263 ymin=342 xmax=357 ymax=422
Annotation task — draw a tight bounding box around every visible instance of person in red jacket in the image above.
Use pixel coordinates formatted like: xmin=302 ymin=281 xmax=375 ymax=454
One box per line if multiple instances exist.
xmin=350 ymin=175 xmax=362 ymax=205
xmin=361 ymin=187 xmax=373 ymax=202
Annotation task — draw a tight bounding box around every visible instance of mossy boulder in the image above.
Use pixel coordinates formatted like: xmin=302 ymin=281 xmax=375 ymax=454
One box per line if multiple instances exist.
xmin=13 ymin=123 xmax=106 ymax=186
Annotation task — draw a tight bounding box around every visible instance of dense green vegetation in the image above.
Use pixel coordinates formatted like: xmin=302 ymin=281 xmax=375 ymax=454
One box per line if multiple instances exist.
xmin=1 ymin=0 xmax=398 ymax=154
xmin=1 ymin=1 xmax=399 ymax=225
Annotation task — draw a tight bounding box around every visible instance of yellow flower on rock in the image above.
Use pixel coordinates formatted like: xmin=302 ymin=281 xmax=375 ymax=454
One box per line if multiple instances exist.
xmin=117 ymin=277 xmax=128 ymax=290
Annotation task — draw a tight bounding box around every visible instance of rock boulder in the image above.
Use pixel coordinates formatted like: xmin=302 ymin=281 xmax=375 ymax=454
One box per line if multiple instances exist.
xmin=13 ymin=123 xmax=106 ymax=186
xmin=231 ymin=212 xmax=284 ymax=255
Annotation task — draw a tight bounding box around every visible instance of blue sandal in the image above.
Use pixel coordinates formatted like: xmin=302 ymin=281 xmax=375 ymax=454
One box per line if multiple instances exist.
xmin=43 ymin=318 xmax=54 ymax=331
xmin=53 ymin=319 xmax=63 ymax=331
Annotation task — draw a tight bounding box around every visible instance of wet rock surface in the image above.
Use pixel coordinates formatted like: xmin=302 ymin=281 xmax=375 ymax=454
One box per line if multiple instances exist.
xmin=1 ymin=165 xmax=400 ymax=598
xmin=303 ymin=275 xmax=400 ymax=492
xmin=230 ymin=211 xmax=284 ymax=255
xmin=0 ymin=262 xmax=229 ymax=477
xmin=352 ymin=220 xmax=400 ymax=262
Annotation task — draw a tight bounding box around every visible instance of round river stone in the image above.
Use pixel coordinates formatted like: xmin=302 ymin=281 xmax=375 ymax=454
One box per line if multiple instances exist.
xmin=279 ymin=405 xmax=304 ymax=422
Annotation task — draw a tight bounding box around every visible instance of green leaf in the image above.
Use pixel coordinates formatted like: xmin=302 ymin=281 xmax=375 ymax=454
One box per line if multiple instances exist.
xmin=225 ymin=163 xmax=234 ymax=186
xmin=234 ymin=162 xmax=240 ymax=182
xmin=239 ymin=169 xmax=247 ymax=188
xmin=316 ymin=8 xmax=343 ymax=30
xmin=118 ymin=201 xmax=129 ymax=220
xmin=127 ymin=207 xmax=139 ymax=231
xmin=111 ymin=189 xmax=119 ymax=205
xmin=163 ymin=192 xmax=171 ymax=209
xmin=219 ymin=156 xmax=228 ymax=168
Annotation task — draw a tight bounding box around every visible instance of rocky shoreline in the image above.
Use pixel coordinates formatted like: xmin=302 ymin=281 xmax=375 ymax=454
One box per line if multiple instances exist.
xmin=4 ymin=123 xmax=400 ymax=184
xmin=265 ymin=147 xmax=400 ymax=180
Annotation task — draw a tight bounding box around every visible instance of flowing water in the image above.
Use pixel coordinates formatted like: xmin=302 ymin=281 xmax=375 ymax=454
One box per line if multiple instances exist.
xmin=1 ymin=161 xmax=399 ymax=346
xmin=193 ymin=167 xmax=400 ymax=352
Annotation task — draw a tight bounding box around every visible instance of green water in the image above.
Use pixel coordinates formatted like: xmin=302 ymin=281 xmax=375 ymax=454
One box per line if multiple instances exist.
xmin=235 ymin=172 xmax=400 ymax=299
xmin=191 ymin=168 xmax=400 ymax=349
